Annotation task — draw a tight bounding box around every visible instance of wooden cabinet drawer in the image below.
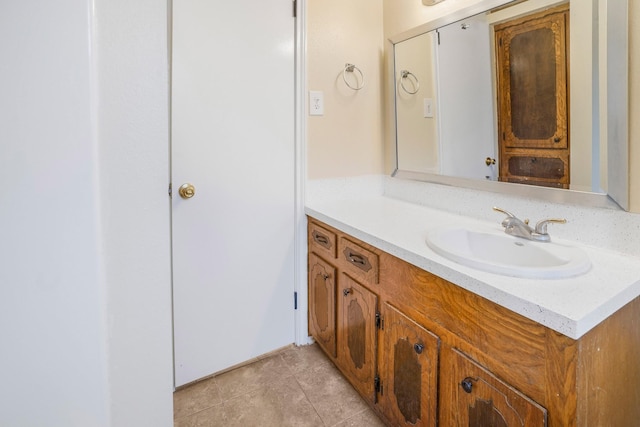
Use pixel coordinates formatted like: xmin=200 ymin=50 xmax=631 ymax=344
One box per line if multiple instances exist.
xmin=339 ymin=237 xmax=379 ymax=284
xmin=502 ymin=151 xmax=569 ymax=189
xmin=309 ymin=221 xmax=337 ymax=259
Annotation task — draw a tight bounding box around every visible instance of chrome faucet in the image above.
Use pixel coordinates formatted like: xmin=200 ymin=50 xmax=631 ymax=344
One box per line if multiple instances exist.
xmin=493 ymin=207 xmax=566 ymax=242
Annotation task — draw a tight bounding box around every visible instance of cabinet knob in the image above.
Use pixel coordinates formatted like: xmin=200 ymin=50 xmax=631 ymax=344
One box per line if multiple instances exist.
xmin=461 ymin=377 xmax=474 ymax=393
xmin=343 ymin=288 xmax=351 ymax=296
xmin=414 ymin=343 xmax=424 ymax=354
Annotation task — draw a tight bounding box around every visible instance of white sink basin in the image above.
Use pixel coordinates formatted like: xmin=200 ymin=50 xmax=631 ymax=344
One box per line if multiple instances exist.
xmin=426 ymin=227 xmax=591 ymax=279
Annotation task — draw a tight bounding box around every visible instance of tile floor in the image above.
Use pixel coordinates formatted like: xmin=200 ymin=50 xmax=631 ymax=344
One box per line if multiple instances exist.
xmin=173 ymin=343 xmax=386 ymax=427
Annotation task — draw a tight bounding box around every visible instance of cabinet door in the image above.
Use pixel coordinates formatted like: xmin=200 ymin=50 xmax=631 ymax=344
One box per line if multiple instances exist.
xmin=379 ymin=304 xmax=440 ymax=427
xmin=442 ymin=347 xmax=547 ymax=427
xmin=338 ymin=274 xmax=378 ymax=401
xmin=308 ymin=253 xmax=337 ymax=357
xmin=495 ymin=4 xmax=568 ymax=150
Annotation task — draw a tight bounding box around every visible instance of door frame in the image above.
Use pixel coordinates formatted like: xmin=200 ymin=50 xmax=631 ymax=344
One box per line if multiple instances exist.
xmin=294 ymin=0 xmax=313 ymax=346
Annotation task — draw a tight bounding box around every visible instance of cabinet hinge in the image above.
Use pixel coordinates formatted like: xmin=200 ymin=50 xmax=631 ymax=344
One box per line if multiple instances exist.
xmin=293 ymin=0 xmax=297 ymax=17
xmin=374 ymin=375 xmax=383 ymax=396
xmin=294 ymin=291 xmax=298 ymax=310
xmin=168 ymin=183 xmax=172 ymax=197
xmin=375 ymin=312 xmax=384 ymax=330
xmin=436 ymin=29 xmax=441 ymax=45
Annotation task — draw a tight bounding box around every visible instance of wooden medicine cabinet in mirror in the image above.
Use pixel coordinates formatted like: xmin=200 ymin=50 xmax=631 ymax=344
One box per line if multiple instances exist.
xmin=391 ymin=0 xmax=629 ymax=210
xmin=495 ymin=4 xmax=569 ymax=188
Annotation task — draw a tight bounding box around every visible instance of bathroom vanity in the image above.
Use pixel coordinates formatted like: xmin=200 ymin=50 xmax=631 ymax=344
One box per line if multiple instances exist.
xmin=306 ymin=195 xmax=640 ymax=426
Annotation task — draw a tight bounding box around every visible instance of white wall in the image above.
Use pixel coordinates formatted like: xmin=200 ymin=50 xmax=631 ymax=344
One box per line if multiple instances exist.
xmin=94 ymin=0 xmax=173 ymax=425
xmin=0 ymin=1 xmax=173 ymax=425
xmin=631 ymin=0 xmax=640 ymax=212
xmin=307 ymin=0 xmax=385 ymax=179
xmin=0 ymin=1 xmax=110 ymax=424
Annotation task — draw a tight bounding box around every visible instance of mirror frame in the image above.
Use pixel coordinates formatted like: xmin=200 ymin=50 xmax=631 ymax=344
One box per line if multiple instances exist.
xmin=390 ymin=0 xmax=629 ymax=211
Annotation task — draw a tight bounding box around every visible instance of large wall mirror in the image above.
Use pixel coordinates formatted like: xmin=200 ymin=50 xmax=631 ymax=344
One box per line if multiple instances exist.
xmin=391 ymin=0 xmax=629 ymax=210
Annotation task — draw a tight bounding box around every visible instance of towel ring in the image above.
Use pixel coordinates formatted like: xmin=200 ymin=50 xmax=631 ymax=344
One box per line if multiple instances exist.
xmin=343 ymin=63 xmax=365 ymax=90
xmin=400 ymin=70 xmax=420 ymax=95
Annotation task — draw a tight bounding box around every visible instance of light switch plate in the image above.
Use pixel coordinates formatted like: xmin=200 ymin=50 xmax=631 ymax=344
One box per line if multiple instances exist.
xmin=424 ymin=98 xmax=434 ymax=118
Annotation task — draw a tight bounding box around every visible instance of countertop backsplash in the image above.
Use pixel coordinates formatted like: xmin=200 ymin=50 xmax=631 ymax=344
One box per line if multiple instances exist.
xmin=307 ymin=175 xmax=640 ymax=258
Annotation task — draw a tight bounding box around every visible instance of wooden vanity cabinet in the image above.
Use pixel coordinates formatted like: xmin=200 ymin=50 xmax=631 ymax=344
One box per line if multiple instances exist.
xmin=307 ymin=218 xmax=640 ymax=426
xmin=307 ymin=220 xmax=381 ymax=404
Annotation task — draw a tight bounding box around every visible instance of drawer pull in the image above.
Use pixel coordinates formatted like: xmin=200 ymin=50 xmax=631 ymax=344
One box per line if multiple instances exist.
xmin=343 ymin=288 xmax=351 ymax=296
xmin=314 ymin=233 xmax=328 ymax=245
xmin=461 ymin=377 xmax=475 ymax=394
xmin=414 ymin=343 xmax=424 ymax=354
xmin=349 ymin=253 xmax=366 ymax=265
xmin=343 ymin=248 xmax=373 ymax=272
xmin=312 ymin=230 xmax=332 ymax=250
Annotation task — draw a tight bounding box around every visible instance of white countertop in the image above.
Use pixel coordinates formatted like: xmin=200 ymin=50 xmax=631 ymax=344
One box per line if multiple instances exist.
xmin=306 ymin=195 xmax=640 ymax=339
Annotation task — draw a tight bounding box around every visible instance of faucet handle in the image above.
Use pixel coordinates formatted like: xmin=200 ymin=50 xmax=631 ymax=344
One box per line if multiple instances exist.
xmin=493 ymin=207 xmax=516 ymax=218
xmin=534 ymin=218 xmax=567 ymax=235
xmin=493 ymin=207 xmax=529 ymax=224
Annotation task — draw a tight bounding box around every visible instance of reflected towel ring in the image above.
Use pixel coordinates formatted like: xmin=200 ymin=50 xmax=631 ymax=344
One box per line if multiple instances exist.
xmin=400 ymin=70 xmax=420 ymax=95
xmin=343 ymin=63 xmax=365 ymax=90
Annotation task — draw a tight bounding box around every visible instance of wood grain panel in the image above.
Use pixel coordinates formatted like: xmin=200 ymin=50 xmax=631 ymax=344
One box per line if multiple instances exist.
xmin=576 ymin=296 xmax=640 ymax=427
xmin=379 ymin=249 xmax=548 ymax=400
xmin=308 ymin=221 xmax=337 ymax=259
xmin=442 ymin=347 xmax=547 ymax=426
xmin=308 ymin=253 xmax=337 ymax=357
xmin=544 ymin=330 xmax=577 ymax=427
xmin=379 ymin=303 xmax=439 ymax=426
xmin=338 ymin=274 xmax=378 ymax=401
xmin=339 ymin=237 xmax=380 ymax=284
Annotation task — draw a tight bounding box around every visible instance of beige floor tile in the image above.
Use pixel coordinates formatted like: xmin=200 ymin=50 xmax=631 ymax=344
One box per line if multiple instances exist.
xmin=174 ymin=377 xmax=222 ymax=420
xmin=173 ymin=344 xmax=386 ymax=427
xmin=174 ymin=403 xmax=227 ymax=427
xmin=332 ymin=408 xmax=388 ymax=427
xmin=281 ymin=343 xmax=334 ymax=374
xmin=222 ymin=376 xmax=324 ymax=427
xmin=294 ymin=357 xmax=370 ymax=426
xmin=214 ymin=353 xmax=292 ymax=400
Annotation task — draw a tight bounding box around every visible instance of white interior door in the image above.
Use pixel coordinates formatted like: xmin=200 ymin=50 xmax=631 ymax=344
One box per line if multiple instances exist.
xmin=172 ymin=0 xmax=295 ymax=387
xmin=437 ymin=13 xmax=497 ymax=181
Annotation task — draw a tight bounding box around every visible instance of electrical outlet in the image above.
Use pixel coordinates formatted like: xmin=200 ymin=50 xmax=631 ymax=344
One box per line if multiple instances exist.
xmin=309 ymin=91 xmax=324 ymax=116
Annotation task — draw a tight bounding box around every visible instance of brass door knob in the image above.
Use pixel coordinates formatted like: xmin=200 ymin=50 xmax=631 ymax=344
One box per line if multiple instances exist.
xmin=179 ymin=183 xmax=196 ymax=199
